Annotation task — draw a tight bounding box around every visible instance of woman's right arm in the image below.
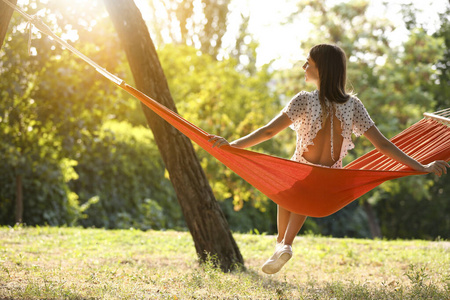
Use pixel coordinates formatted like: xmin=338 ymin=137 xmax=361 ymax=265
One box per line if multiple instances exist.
xmin=209 ymin=112 xmax=293 ymax=149
xmin=363 ymin=125 xmax=449 ymax=176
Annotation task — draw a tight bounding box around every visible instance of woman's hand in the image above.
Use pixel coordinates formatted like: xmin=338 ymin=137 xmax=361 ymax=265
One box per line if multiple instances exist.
xmin=208 ymin=135 xmax=231 ymax=148
xmin=364 ymin=127 xmax=449 ymax=177
xmin=420 ymin=160 xmax=449 ymax=177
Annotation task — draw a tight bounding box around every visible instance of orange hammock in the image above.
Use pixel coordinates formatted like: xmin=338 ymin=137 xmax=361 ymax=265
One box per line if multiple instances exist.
xmin=4 ymin=0 xmax=450 ymax=217
xmin=123 ymin=84 xmax=450 ymax=217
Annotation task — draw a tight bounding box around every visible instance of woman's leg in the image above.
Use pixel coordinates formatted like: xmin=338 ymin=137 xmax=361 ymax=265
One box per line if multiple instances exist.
xmin=283 ymin=213 xmax=307 ymax=245
xmin=277 ymin=205 xmax=307 ymax=245
xmin=276 ymin=205 xmax=291 ymax=243
xmin=262 ymin=206 xmax=307 ymax=274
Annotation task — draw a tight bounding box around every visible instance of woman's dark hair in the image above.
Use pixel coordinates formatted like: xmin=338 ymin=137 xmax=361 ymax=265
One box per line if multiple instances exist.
xmin=309 ymin=44 xmax=350 ymax=111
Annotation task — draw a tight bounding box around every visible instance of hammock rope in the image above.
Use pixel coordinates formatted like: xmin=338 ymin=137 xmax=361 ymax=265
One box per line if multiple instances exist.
xmin=3 ymin=0 xmax=450 ymax=217
xmin=1 ymin=0 xmax=124 ymax=86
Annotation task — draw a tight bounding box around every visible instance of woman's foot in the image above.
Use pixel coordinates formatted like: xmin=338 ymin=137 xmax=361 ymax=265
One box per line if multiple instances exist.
xmin=276 ymin=241 xmax=283 ymax=251
xmin=261 ymin=244 xmax=293 ymax=274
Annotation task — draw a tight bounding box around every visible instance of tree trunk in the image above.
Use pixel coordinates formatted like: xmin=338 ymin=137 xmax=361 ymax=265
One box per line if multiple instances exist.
xmin=15 ymin=174 xmax=23 ymax=224
xmin=1 ymin=0 xmax=21 ymax=224
xmin=363 ymin=201 xmax=382 ymax=239
xmin=103 ymin=0 xmax=243 ymax=271
xmin=0 ymin=0 xmax=17 ymax=47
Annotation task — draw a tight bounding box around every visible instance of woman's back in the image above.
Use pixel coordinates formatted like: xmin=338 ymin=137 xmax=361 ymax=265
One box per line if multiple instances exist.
xmin=282 ymin=91 xmax=375 ymax=169
xmin=302 ymin=110 xmax=343 ymax=167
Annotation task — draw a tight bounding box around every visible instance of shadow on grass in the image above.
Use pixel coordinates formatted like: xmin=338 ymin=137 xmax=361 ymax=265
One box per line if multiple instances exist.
xmin=242 ymin=267 xmax=298 ymax=298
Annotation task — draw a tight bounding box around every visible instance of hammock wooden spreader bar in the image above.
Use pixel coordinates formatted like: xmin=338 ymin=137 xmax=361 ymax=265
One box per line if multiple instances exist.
xmin=4 ymin=0 xmax=450 ymax=217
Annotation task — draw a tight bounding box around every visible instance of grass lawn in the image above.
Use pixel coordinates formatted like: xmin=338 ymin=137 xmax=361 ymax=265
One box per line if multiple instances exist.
xmin=0 ymin=226 xmax=449 ymax=299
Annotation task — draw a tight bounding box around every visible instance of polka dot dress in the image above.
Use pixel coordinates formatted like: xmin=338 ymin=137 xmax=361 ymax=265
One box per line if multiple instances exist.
xmin=282 ymin=90 xmax=375 ymax=168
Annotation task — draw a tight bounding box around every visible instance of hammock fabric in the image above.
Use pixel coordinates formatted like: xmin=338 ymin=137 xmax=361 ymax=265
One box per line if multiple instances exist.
xmin=123 ymin=84 xmax=450 ymax=217
xmin=4 ymin=0 xmax=450 ymax=217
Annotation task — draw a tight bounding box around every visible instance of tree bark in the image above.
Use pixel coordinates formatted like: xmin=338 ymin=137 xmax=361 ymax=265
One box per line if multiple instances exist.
xmin=103 ymin=0 xmax=243 ymax=271
xmin=1 ymin=0 xmax=21 ymax=224
xmin=0 ymin=0 xmax=17 ymax=47
xmin=15 ymin=174 xmax=23 ymax=224
xmin=363 ymin=201 xmax=382 ymax=239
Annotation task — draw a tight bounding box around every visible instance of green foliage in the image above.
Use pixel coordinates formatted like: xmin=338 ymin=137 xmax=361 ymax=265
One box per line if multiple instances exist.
xmin=70 ymin=120 xmax=181 ymax=230
xmin=432 ymin=6 xmax=450 ymax=110
xmin=0 ymin=0 xmax=176 ymax=229
xmin=0 ymin=15 xmax=82 ymax=225
xmin=219 ymin=198 xmax=278 ymax=234
xmin=376 ymin=175 xmax=450 ymax=239
xmin=308 ymin=202 xmax=372 ymax=238
xmin=159 ymin=43 xmax=294 ymax=212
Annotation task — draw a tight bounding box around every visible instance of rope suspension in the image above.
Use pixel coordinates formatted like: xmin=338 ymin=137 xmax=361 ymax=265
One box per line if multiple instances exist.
xmin=1 ymin=0 xmax=124 ymax=86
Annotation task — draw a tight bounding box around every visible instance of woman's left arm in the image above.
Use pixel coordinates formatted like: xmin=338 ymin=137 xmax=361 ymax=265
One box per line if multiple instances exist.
xmin=364 ymin=125 xmax=449 ymax=176
xmin=209 ymin=112 xmax=293 ymax=149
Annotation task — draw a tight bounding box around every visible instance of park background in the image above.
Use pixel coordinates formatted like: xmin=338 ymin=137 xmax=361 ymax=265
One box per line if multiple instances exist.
xmin=1 ymin=0 xmax=449 ymax=240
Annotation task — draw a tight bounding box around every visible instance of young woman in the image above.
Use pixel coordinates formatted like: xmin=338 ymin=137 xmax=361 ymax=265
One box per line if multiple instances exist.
xmin=208 ymin=44 xmax=449 ymax=274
